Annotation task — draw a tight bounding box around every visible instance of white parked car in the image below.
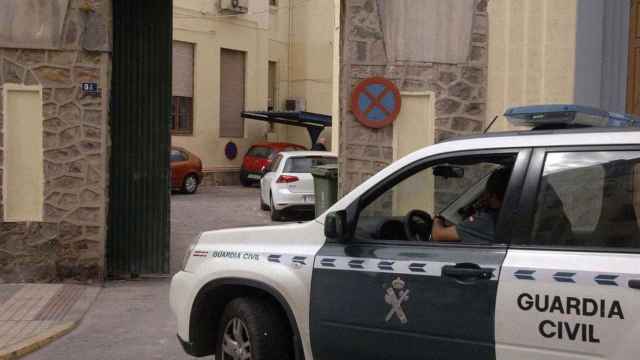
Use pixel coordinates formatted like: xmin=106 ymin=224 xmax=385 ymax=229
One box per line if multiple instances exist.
xmin=260 ymin=151 xmax=337 ymax=221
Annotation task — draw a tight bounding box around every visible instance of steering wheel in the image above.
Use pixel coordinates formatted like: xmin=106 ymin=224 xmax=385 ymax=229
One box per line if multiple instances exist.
xmin=403 ymin=209 xmax=433 ymax=242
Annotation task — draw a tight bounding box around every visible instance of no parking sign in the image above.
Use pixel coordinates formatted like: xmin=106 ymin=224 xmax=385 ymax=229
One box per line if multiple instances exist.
xmin=351 ymin=77 xmax=401 ymax=129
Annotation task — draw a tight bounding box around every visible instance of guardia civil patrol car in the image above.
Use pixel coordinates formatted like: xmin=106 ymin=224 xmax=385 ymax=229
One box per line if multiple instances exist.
xmin=171 ymin=104 xmax=640 ymax=360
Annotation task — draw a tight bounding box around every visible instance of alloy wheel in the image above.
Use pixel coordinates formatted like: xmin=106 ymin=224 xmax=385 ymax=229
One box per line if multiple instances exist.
xmin=184 ymin=175 xmax=197 ymax=193
xmin=221 ymin=318 xmax=252 ymax=360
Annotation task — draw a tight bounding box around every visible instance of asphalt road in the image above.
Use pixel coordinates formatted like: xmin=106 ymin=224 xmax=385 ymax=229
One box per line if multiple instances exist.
xmin=26 ymin=186 xmax=275 ymax=360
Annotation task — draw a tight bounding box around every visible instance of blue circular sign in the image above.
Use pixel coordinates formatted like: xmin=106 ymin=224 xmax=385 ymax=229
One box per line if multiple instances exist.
xmin=351 ymin=77 xmax=402 ymax=128
xmin=225 ymin=141 xmax=238 ymax=160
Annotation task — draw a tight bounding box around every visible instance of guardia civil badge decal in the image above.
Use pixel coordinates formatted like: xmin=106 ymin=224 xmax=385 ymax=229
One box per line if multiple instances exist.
xmin=385 ymin=277 xmax=410 ymax=324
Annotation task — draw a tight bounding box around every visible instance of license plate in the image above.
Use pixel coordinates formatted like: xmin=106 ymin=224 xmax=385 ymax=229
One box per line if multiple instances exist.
xmin=248 ymin=174 xmax=261 ymax=180
xmin=303 ymin=195 xmax=315 ymax=203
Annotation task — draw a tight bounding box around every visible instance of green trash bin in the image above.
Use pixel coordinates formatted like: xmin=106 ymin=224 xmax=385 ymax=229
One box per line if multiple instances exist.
xmin=311 ymin=164 xmax=339 ymax=216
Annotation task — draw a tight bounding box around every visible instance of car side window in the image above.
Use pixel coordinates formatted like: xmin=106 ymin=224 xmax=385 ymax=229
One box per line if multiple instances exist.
xmin=171 ymin=150 xmax=187 ymax=162
xmin=355 ymin=154 xmax=517 ymax=244
xmin=521 ymin=151 xmax=640 ymax=250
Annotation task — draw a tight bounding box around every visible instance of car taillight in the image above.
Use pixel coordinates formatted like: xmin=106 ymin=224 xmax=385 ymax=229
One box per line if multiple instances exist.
xmin=276 ymin=175 xmax=299 ymax=183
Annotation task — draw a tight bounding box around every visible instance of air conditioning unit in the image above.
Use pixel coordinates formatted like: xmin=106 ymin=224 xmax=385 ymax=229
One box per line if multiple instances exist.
xmin=220 ymin=0 xmax=248 ymax=14
xmin=285 ymin=98 xmax=306 ymax=112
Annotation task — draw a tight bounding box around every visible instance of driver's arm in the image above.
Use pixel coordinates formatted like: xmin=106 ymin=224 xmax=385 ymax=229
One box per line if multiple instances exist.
xmin=432 ymin=217 xmax=461 ymax=242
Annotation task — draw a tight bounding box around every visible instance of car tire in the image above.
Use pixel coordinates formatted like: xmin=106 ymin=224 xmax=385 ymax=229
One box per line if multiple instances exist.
xmin=270 ymin=194 xmax=283 ymax=221
xmin=260 ymin=191 xmax=270 ymax=211
xmin=216 ymin=297 xmax=292 ymax=360
xmin=182 ymin=174 xmax=199 ymax=194
xmin=240 ymin=170 xmax=252 ymax=187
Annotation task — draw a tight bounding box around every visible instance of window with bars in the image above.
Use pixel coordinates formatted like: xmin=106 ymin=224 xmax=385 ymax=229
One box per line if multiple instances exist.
xmin=172 ymin=96 xmax=193 ymax=134
xmin=172 ymin=41 xmax=194 ymax=135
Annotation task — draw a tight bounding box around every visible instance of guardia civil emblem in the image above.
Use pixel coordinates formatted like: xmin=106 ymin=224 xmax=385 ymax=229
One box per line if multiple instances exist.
xmin=384 ymin=277 xmax=410 ymax=324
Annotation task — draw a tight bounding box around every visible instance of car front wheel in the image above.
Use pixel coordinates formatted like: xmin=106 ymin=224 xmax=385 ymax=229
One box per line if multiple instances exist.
xmin=240 ymin=170 xmax=252 ymax=187
xmin=216 ymin=298 xmax=292 ymax=360
xmin=182 ymin=174 xmax=199 ymax=194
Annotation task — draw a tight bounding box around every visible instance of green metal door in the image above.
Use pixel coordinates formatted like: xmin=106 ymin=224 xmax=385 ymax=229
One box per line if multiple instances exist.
xmin=108 ymin=0 xmax=172 ymax=276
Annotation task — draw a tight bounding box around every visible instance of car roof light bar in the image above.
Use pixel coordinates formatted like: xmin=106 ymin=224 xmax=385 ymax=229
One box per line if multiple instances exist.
xmin=504 ymin=104 xmax=640 ymax=130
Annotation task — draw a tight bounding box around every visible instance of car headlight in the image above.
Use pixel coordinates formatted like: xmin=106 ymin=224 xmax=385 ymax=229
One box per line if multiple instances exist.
xmin=182 ymin=233 xmax=202 ymax=271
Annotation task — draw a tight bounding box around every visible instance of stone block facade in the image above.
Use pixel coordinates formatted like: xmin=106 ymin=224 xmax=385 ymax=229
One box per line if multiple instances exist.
xmin=339 ymin=0 xmax=489 ymax=195
xmin=201 ymin=170 xmax=242 ymax=187
xmin=0 ymin=0 xmax=111 ymax=283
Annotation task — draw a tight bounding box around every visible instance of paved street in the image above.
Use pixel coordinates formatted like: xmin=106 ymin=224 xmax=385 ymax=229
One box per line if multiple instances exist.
xmin=25 ymin=186 xmax=274 ymax=360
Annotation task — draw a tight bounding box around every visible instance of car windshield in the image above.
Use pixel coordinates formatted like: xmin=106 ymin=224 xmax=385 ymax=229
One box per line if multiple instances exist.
xmin=247 ymin=146 xmax=273 ymax=158
xmin=283 ymin=156 xmax=337 ymax=173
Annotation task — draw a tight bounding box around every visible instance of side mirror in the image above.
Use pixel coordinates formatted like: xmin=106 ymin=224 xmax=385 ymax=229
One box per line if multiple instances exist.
xmin=260 ymin=166 xmax=268 ymax=174
xmin=325 ymin=210 xmax=347 ymax=242
xmin=433 ymin=165 xmax=464 ymax=179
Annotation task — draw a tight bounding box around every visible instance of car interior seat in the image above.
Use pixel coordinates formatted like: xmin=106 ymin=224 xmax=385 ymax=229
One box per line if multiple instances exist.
xmin=530 ymin=182 xmax=574 ymax=246
xmin=592 ymin=160 xmax=640 ymax=248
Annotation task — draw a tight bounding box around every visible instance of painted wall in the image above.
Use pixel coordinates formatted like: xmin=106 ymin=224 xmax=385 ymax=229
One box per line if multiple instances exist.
xmin=172 ymin=0 xmax=335 ymax=174
xmin=286 ymin=0 xmax=335 ymax=148
xmin=487 ymin=0 xmax=578 ymax=131
xmin=332 ymin=0 xmax=341 ymax=153
xmin=487 ymin=0 xmax=630 ymax=131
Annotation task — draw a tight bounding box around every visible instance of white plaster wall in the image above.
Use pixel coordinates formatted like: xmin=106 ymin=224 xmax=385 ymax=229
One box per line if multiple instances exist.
xmin=487 ymin=0 xmax=579 ymax=130
xmin=488 ymin=0 xmax=631 ymax=129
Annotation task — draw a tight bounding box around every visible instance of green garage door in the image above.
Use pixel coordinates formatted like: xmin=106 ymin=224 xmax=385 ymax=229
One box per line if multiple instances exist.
xmin=108 ymin=0 xmax=172 ymax=276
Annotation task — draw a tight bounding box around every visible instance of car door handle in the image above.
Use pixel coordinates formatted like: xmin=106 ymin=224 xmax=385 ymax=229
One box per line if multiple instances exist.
xmin=441 ymin=264 xmax=493 ymax=282
xmin=629 ymin=280 xmax=640 ymax=289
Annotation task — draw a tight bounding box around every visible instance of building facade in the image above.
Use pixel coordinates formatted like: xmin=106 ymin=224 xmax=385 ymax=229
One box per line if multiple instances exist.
xmin=172 ymin=0 xmax=336 ymax=185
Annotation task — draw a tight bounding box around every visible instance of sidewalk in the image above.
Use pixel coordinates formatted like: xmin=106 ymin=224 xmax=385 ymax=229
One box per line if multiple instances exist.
xmin=0 ymin=284 xmax=100 ymax=360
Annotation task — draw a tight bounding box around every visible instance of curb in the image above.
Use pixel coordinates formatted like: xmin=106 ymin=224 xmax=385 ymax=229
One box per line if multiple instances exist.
xmin=0 ymin=321 xmax=78 ymax=360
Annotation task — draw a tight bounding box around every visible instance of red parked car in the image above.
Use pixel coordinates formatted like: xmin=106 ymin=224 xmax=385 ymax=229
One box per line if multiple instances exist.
xmin=240 ymin=142 xmax=306 ymax=186
xmin=171 ymin=147 xmax=203 ymax=194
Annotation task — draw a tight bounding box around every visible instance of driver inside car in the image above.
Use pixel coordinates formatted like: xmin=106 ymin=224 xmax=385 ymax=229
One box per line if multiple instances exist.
xmin=431 ymin=167 xmax=511 ymax=243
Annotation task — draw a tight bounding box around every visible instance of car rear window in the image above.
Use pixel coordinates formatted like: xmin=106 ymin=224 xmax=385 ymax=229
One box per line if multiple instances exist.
xmin=283 ymin=156 xmax=337 ymax=173
xmin=247 ymin=146 xmax=273 ymax=158
xmin=170 ymin=149 xmax=187 ymax=162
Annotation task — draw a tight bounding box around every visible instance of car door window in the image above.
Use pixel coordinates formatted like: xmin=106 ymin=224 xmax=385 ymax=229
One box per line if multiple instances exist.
xmin=355 ymin=154 xmax=518 ymax=244
xmin=519 ymin=150 xmax=640 ymax=249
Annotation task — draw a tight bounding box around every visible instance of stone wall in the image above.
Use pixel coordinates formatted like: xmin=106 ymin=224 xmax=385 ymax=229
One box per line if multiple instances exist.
xmin=0 ymin=0 xmax=111 ymax=283
xmin=339 ymin=0 xmax=489 ymax=194
xmin=201 ymin=170 xmax=242 ymax=187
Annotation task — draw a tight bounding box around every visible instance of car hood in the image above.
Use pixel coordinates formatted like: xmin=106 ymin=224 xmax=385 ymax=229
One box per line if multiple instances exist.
xmin=195 ymin=220 xmax=326 ymax=255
